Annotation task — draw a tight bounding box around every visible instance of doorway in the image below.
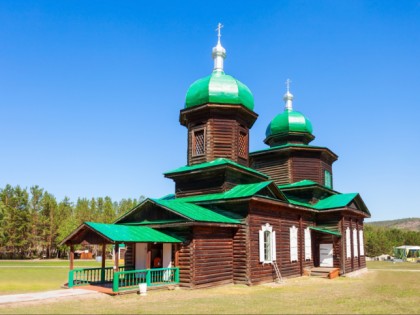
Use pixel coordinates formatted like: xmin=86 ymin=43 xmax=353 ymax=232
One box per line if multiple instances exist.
xmin=319 ymin=243 xmax=333 ymax=267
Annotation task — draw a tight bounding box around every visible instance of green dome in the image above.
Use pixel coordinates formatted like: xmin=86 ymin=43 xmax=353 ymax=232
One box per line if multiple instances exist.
xmin=266 ymin=110 xmax=313 ymax=138
xmin=185 ymin=71 xmax=254 ymax=111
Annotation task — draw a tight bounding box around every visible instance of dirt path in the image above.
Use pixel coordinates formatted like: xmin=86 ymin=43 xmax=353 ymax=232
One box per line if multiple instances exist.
xmin=0 ymin=289 xmax=100 ymax=305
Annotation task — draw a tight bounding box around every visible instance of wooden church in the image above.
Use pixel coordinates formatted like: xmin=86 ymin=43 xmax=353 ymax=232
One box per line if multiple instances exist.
xmin=62 ymin=27 xmax=370 ymax=292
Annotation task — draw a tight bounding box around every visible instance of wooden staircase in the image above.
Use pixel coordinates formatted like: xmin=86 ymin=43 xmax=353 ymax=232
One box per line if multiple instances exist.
xmin=309 ymin=267 xmax=340 ymax=279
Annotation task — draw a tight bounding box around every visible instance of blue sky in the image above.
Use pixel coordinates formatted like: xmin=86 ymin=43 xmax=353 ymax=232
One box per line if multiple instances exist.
xmin=0 ymin=1 xmax=419 ymax=221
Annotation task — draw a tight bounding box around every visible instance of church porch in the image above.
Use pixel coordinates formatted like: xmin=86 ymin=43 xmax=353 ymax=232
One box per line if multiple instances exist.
xmin=60 ymin=222 xmax=182 ymax=294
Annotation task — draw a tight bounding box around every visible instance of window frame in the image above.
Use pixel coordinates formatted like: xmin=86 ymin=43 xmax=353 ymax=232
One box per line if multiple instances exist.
xmin=324 ymin=170 xmax=332 ymax=189
xmin=192 ymin=128 xmax=205 ymax=157
xmin=290 ymin=225 xmax=298 ymax=262
xmin=259 ymin=223 xmax=276 ymax=264
xmin=238 ymin=129 xmax=248 ymax=159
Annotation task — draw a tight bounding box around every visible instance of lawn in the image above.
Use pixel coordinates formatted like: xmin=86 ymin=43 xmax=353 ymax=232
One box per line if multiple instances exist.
xmin=0 ymin=260 xmax=419 ymax=314
xmin=0 ymin=259 xmax=112 ymax=295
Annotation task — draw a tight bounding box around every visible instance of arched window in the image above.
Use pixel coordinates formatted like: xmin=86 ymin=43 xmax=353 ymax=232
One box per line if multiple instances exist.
xmin=259 ymin=223 xmax=276 ymax=263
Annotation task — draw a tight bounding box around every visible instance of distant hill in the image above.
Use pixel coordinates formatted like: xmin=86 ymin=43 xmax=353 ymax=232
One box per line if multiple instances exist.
xmin=367 ymin=218 xmax=420 ymax=232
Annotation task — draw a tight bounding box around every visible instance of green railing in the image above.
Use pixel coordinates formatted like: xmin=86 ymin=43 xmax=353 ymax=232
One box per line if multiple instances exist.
xmin=68 ymin=265 xmax=132 ymax=288
xmin=112 ymin=267 xmax=180 ymax=293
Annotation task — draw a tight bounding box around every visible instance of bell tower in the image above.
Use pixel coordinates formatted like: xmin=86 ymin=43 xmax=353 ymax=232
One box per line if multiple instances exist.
xmin=179 ymin=24 xmax=258 ymax=167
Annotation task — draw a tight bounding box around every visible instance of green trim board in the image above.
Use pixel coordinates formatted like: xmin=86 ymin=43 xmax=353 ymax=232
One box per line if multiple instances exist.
xmin=309 ymin=226 xmax=341 ymax=236
xmin=250 ymin=143 xmax=337 ymax=159
xmin=164 ymin=158 xmax=268 ymax=179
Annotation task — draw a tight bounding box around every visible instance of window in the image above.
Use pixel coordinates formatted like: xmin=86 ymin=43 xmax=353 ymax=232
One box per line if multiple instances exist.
xmin=346 ymin=227 xmax=351 ymax=259
xmin=304 ymin=228 xmax=312 ymax=261
xmin=238 ymin=131 xmax=248 ymax=159
xmin=192 ymin=129 xmax=205 ymax=156
xmin=290 ymin=225 xmax=298 ymax=262
xmin=259 ymin=223 xmax=276 ymax=263
xmin=359 ymin=230 xmax=365 ymax=256
xmin=353 ymin=228 xmax=358 ymax=258
xmin=324 ymin=170 xmax=332 ymax=189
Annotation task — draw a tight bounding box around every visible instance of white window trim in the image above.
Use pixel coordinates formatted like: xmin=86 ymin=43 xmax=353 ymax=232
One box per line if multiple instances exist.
xmin=346 ymin=227 xmax=351 ymax=259
xmin=359 ymin=230 xmax=365 ymax=256
xmin=304 ymin=227 xmax=312 ymax=261
xmin=259 ymin=223 xmax=276 ymax=264
xmin=290 ymin=225 xmax=298 ymax=262
xmin=353 ymin=228 xmax=358 ymax=258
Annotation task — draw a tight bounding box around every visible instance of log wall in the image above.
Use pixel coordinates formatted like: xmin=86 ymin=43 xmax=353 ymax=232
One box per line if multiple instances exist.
xmin=233 ymin=225 xmax=249 ymax=284
xmin=248 ymin=202 xmax=315 ymax=285
xmin=342 ymin=216 xmax=366 ymax=273
xmin=251 ymin=157 xmax=290 ymax=185
xmin=188 ymin=118 xmax=249 ymax=167
xmin=191 ymin=226 xmax=234 ymax=288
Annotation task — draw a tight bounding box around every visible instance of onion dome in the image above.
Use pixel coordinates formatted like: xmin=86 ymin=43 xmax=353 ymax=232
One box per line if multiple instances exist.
xmin=185 ymin=24 xmax=254 ymax=111
xmin=265 ymin=81 xmax=314 ymax=146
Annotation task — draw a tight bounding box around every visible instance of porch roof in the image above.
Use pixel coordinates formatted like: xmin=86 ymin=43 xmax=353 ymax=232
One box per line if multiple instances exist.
xmin=61 ymin=222 xmax=183 ymax=245
xmin=309 ymin=226 xmax=342 ymax=236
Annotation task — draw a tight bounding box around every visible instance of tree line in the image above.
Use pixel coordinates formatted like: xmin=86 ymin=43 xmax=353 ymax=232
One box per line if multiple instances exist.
xmin=0 ymin=184 xmax=144 ymax=259
xmin=1 ymin=184 xmax=420 ymax=260
xmin=364 ymin=224 xmax=420 ymax=257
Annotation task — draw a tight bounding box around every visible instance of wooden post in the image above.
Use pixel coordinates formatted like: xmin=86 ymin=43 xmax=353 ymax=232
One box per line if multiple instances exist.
xmin=174 ymin=245 xmax=180 ymax=267
xmin=341 ymin=217 xmax=346 ymax=275
xmin=299 ymin=216 xmax=303 ymax=276
xmin=70 ymin=245 xmax=74 ymax=270
xmin=114 ymin=243 xmax=119 ymax=273
xmin=350 ymin=219 xmax=354 ymax=271
xmin=101 ymin=243 xmax=106 ymax=283
xmin=146 ymin=244 xmax=151 ymax=269
xmin=356 ymin=220 xmax=361 ymax=268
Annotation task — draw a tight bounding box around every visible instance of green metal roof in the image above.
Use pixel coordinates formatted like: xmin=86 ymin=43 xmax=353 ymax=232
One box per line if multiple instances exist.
xmin=286 ymin=193 xmax=359 ymax=210
xmin=278 ymin=180 xmax=319 ymax=190
xmin=177 ymin=181 xmax=282 ymax=203
xmin=164 ymin=158 xmax=268 ymax=179
xmin=266 ymin=110 xmax=313 ymax=137
xmin=185 ymin=70 xmax=254 ymax=111
xmin=309 ymin=226 xmax=341 ymax=236
xmin=151 ymin=199 xmax=241 ymax=224
xmin=85 ymin=222 xmax=183 ymax=243
xmin=314 ymin=193 xmax=359 ymax=210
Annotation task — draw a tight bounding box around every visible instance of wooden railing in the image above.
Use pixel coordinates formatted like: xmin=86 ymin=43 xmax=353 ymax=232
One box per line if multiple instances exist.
xmin=112 ymin=268 xmax=180 ymax=293
xmin=68 ymin=266 xmax=132 ymax=288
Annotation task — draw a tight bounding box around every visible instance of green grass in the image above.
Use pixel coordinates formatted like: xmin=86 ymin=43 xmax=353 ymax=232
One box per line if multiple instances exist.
xmin=0 ymin=260 xmax=419 ymax=314
xmin=367 ymin=260 xmax=420 ymax=270
xmin=0 ymin=259 xmax=113 ymax=295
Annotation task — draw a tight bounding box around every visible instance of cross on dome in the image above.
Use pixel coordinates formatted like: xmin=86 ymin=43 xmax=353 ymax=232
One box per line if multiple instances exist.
xmin=283 ymin=78 xmax=294 ymax=111
xmin=212 ymin=22 xmax=226 ymax=72
xmin=286 ymin=79 xmax=291 ymax=93
xmin=216 ymin=23 xmax=223 ymax=44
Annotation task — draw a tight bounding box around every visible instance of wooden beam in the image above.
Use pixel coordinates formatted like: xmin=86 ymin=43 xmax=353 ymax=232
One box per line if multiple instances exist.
xmin=114 ymin=243 xmax=119 ymax=273
xmin=299 ymin=216 xmax=303 ymax=276
xmin=70 ymin=245 xmax=74 ymax=270
xmin=146 ymin=244 xmax=151 ymax=269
